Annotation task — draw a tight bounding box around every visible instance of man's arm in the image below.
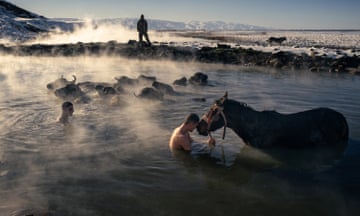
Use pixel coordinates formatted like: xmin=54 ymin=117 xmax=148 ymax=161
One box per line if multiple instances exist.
xmin=178 ymin=135 xmax=192 ymax=151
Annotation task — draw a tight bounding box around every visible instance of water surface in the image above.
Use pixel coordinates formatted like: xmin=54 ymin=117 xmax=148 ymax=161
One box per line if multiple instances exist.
xmin=0 ymin=56 xmax=359 ymax=216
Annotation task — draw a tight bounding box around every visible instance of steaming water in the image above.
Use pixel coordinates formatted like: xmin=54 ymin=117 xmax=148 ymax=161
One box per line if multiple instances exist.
xmin=0 ymin=56 xmax=359 ymax=216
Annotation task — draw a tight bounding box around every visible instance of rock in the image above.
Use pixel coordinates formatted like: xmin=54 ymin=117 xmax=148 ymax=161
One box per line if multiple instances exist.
xmin=267 ymin=37 xmax=287 ymax=45
xmin=217 ymin=44 xmax=231 ymax=49
xmin=173 ymin=77 xmax=187 ymax=86
xmin=152 ymin=81 xmax=175 ymax=95
xmin=136 ymin=87 xmax=164 ymax=100
xmin=189 ymin=72 xmax=208 ymax=86
xmin=192 ymin=98 xmax=206 ymax=102
xmin=2 ymin=41 xmax=360 ymax=75
xmin=128 ymin=40 xmax=137 ymax=45
xmin=267 ymin=51 xmax=293 ymax=68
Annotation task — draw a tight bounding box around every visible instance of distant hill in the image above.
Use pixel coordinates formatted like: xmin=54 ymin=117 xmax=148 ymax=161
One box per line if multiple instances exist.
xmin=96 ymin=18 xmax=265 ymax=31
xmin=0 ymin=0 xmax=74 ymax=42
xmin=0 ymin=0 xmax=265 ymax=42
xmin=0 ymin=0 xmax=40 ymax=19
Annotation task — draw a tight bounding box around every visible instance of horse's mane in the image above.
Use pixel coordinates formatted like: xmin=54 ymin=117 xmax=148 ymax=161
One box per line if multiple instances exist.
xmin=225 ymin=99 xmax=254 ymax=111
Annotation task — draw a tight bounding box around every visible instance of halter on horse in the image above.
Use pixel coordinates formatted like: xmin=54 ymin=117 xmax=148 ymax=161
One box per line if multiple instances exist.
xmin=200 ymin=92 xmax=230 ymax=141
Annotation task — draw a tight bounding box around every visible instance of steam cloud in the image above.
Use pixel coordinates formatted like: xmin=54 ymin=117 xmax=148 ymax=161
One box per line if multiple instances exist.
xmin=26 ymin=18 xmax=197 ymax=46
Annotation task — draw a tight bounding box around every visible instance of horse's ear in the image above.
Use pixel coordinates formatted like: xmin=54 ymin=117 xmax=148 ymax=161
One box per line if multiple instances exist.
xmin=216 ymin=91 xmax=228 ymax=106
xmin=221 ymin=91 xmax=228 ymax=103
xmin=223 ymin=91 xmax=228 ymax=99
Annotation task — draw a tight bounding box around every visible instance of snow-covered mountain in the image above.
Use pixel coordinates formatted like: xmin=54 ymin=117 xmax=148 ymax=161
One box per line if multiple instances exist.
xmin=0 ymin=1 xmax=76 ymax=42
xmin=0 ymin=0 xmax=264 ymax=42
xmin=96 ymin=18 xmax=264 ymax=31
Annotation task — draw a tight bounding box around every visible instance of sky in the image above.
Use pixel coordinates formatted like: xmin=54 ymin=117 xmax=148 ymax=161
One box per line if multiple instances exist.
xmin=9 ymin=0 xmax=360 ymax=29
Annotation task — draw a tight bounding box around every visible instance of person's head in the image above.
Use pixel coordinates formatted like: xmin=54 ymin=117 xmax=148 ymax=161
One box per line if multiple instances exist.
xmin=140 ymin=14 xmax=144 ymax=19
xmin=62 ymin=101 xmax=74 ymax=116
xmin=184 ymin=113 xmax=200 ymax=131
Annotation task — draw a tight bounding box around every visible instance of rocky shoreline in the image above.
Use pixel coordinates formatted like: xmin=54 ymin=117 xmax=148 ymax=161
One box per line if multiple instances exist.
xmin=1 ymin=41 xmax=359 ymax=74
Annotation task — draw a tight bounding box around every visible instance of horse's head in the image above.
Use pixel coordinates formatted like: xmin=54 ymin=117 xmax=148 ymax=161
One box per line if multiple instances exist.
xmin=197 ymin=92 xmax=228 ymax=138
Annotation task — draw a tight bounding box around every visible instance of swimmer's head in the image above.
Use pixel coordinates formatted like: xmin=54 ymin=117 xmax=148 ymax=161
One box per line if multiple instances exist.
xmin=62 ymin=101 xmax=74 ymax=116
xmin=184 ymin=113 xmax=199 ymax=132
xmin=184 ymin=113 xmax=199 ymax=124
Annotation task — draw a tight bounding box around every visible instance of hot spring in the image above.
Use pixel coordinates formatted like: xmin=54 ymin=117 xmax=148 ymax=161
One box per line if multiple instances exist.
xmin=0 ymin=56 xmax=359 ymax=216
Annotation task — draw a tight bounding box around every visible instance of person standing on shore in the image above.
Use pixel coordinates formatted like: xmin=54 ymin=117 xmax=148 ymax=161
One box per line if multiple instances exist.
xmin=137 ymin=14 xmax=151 ymax=46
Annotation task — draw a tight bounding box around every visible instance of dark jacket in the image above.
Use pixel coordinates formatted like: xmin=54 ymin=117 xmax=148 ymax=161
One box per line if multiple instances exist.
xmin=137 ymin=18 xmax=148 ymax=33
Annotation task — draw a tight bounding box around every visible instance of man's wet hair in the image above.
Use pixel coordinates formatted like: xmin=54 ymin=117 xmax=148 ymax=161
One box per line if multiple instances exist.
xmin=62 ymin=101 xmax=73 ymax=109
xmin=184 ymin=113 xmax=199 ymax=124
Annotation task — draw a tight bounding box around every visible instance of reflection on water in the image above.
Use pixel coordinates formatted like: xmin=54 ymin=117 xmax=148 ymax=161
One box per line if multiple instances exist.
xmin=0 ymin=56 xmax=360 ymax=215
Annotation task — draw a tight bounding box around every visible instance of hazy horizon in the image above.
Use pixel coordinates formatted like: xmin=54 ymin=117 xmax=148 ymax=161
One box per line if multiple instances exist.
xmin=8 ymin=0 xmax=360 ymax=30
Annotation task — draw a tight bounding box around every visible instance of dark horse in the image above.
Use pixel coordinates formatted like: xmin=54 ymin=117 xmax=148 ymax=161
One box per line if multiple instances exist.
xmin=197 ymin=92 xmax=349 ymax=149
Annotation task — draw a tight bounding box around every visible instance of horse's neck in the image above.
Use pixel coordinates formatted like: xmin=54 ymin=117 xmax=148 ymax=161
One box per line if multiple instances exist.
xmin=225 ymin=103 xmax=259 ymax=141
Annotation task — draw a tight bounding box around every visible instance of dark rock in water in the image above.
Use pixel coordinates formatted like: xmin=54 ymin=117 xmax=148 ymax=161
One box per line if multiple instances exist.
xmin=152 ymin=81 xmax=175 ymax=95
xmin=192 ymin=97 xmax=206 ymax=102
xmin=136 ymin=87 xmax=164 ymax=100
xmin=189 ymin=72 xmax=208 ymax=86
xmin=173 ymin=77 xmax=187 ymax=86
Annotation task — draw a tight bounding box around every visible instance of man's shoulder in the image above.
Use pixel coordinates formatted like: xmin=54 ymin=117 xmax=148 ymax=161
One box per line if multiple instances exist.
xmin=171 ymin=129 xmax=187 ymax=142
xmin=173 ymin=127 xmax=187 ymax=137
xmin=171 ymin=134 xmax=191 ymax=151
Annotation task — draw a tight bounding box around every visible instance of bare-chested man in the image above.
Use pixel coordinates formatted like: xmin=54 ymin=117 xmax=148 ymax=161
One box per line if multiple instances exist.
xmin=57 ymin=101 xmax=74 ymax=124
xmin=169 ymin=113 xmax=215 ymax=151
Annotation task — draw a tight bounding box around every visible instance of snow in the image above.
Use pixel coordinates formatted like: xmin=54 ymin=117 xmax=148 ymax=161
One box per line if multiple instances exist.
xmin=187 ymin=30 xmax=360 ymax=58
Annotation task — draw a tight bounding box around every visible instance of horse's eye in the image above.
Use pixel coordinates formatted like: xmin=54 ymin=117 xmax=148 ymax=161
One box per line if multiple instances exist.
xmin=210 ymin=108 xmax=217 ymax=115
